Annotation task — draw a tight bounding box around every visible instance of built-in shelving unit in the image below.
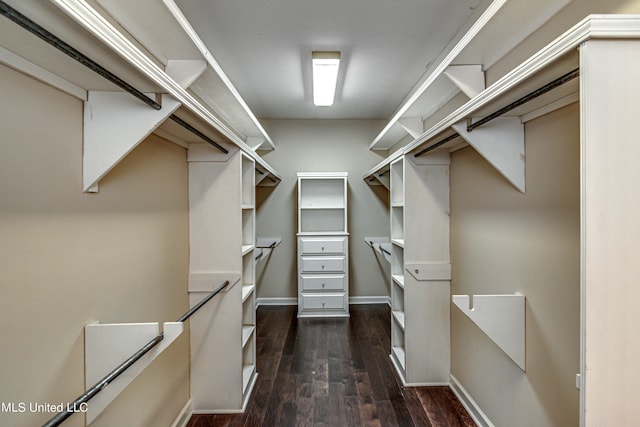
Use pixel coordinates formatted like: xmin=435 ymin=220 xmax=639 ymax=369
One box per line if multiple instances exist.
xmin=388 ymin=155 xmax=451 ymax=386
xmin=188 ymin=148 xmax=259 ymax=413
xmin=364 ymin=12 xmax=640 ymax=426
xmin=297 ymin=173 xmax=349 ymax=318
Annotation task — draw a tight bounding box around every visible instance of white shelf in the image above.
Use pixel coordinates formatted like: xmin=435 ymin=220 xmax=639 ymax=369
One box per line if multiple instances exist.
xmin=242 ymin=364 xmax=256 ymax=392
xmin=242 ymin=285 xmax=255 ymax=303
xmin=241 ymin=245 xmax=254 ymax=256
xmin=392 ymin=311 xmax=406 ymax=330
xmin=42 ymin=0 xmax=281 ymax=189
xmin=241 ymin=204 xmax=255 ymax=210
xmin=391 ymin=346 xmax=406 ymax=370
xmin=242 ymin=326 xmax=255 ymax=348
xmin=300 ymin=206 xmax=345 ymax=210
xmin=392 ymin=274 xmax=405 ymax=288
xmin=391 ymin=239 xmax=405 ymax=248
xmin=368 ymin=0 xmax=573 ymax=151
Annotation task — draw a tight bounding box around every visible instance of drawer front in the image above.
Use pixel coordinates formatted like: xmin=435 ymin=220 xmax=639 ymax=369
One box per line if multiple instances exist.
xmin=301 ymin=293 xmax=346 ymax=310
xmin=301 ymin=256 xmax=345 ymax=273
xmin=300 ymin=237 xmax=346 ymax=255
xmin=301 ymin=275 xmax=346 ymax=291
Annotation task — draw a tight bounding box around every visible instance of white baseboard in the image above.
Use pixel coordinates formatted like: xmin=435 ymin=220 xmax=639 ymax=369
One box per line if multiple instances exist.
xmin=349 ymin=295 xmax=391 ymax=305
xmin=256 ymin=296 xmax=391 ymax=307
xmin=170 ymin=399 xmax=192 ymax=427
xmin=256 ymin=297 xmax=297 ymax=306
xmin=449 ymin=375 xmax=494 ymax=427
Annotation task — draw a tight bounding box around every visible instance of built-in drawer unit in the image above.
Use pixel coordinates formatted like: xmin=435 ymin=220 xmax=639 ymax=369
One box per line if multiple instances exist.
xmin=300 ymin=237 xmax=347 ymax=255
xmin=301 ymin=293 xmax=346 ymax=311
xmin=300 ymin=256 xmax=346 ymax=273
xmin=301 ymin=275 xmax=346 ymax=291
xmin=297 ymin=173 xmax=349 ymax=318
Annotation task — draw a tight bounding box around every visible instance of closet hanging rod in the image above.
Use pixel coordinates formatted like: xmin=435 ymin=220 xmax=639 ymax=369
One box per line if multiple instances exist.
xmin=0 ymin=1 xmax=161 ymax=110
xmin=256 ymin=242 xmax=278 ymax=249
xmin=0 ymin=1 xmax=229 ymax=154
xmin=176 ymin=280 xmax=230 ymax=322
xmin=414 ymin=67 xmax=579 ymax=157
xmin=413 ymin=133 xmax=460 ymax=158
xmin=466 ymin=67 xmax=579 ymax=132
xmin=41 ymin=280 xmax=229 ymax=427
xmin=168 ymin=115 xmax=228 ymax=154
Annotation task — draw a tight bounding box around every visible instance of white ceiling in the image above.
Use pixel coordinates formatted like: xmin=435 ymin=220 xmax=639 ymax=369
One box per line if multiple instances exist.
xmin=175 ymin=0 xmax=486 ymax=120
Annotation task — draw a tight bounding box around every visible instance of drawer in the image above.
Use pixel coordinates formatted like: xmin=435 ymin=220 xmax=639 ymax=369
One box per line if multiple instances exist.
xmin=301 ymin=293 xmax=346 ymax=310
xmin=300 ymin=237 xmax=346 ymax=255
xmin=301 ymin=256 xmax=345 ymax=273
xmin=301 ymin=275 xmax=346 ymax=291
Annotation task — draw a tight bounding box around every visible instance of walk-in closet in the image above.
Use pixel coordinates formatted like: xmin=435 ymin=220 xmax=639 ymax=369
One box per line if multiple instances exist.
xmin=2 ymin=1 xmax=640 ymax=426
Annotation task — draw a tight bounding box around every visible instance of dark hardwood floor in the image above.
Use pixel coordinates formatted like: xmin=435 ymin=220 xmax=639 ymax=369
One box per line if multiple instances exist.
xmin=187 ymin=304 xmax=475 ymax=427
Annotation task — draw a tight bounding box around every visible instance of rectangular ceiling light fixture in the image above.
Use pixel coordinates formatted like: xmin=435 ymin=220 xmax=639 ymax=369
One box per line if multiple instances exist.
xmin=312 ymin=51 xmax=341 ymax=106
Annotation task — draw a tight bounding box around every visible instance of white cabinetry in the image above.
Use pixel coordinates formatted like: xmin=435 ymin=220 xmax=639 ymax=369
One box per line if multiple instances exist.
xmin=297 ymin=173 xmax=349 ymax=318
xmin=389 ymin=154 xmax=451 ymax=386
xmin=188 ymin=147 xmax=258 ymax=413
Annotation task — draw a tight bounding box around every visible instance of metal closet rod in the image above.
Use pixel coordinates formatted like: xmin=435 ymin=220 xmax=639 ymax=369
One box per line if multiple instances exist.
xmin=414 ymin=67 xmax=580 ymax=158
xmin=41 ymin=280 xmax=230 ymax=427
xmin=0 ymin=0 xmax=228 ymax=154
xmin=0 ymin=1 xmax=160 ymax=110
xmin=168 ymin=115 xmax=228 ymax=154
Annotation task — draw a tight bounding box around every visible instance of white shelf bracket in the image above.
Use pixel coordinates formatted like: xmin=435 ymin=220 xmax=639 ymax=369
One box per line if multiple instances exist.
xmin=452 ymin=117 xmax=525 ymax=193
xmin=444 ymin=64 xmax=485 ymax=98
xmin=165 ymin=59 xmax=207 ymax=89
xmin=84 ymin=321 xmax=184 ymax=424
xmin=398 ymin=117 xmax=424 ymax=139
xmin=83 ymin=91 xmax=181 ymax=192
xmin=452 ymin=292 xmax=525 ymax=370
xmin=246 ymin=136 xmax=268 ymax=151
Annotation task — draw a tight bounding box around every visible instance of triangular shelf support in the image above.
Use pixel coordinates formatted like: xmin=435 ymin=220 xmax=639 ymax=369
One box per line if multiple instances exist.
xmin=452 ymin=292 xmax=525 ymax=370
xmin=444 ymin=64 xmax=485 ymax=98
xmin=83 ymin=91 xmax=181 ymax=192
xmin=247 ymin=136 xmax=270 ymax=151
xmin=165 ymin=59 xmax=207 ymax=89
xmin=398 ymin=117 xmax=424 ymax=139
xmin=85 ymin=321 xmax=184 ymax=424
xmin=452 ymin=117 xmax=525 ymax=193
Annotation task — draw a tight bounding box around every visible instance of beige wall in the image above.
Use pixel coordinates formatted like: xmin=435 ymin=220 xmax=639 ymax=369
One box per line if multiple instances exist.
xmin=256 ymin=119 xmax=390 ymax=300
xmin=0 ymin=65 xmax=190 ymax=427
xmin=450 ymin=103 xmax=580 ymax=426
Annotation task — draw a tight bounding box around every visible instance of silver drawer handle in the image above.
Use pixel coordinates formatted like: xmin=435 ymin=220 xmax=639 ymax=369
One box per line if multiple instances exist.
xmin=322 ymin=301 xmax=325 ymax=307
xmin=321 ymin=246 xmax=325 ymax=251
xmin=321 ymin=264 xmax=325 ymax=269
xmin=321 ymin=283 xmax=326 ymax=288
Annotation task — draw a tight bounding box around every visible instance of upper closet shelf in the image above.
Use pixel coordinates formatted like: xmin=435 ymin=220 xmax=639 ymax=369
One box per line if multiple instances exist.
xmin=368 ymin=0 xmax=571 ymax=151
xmin=364 ymin=15 xmax=640 ymax=190
xmin=0 ymin=0 xmax=280 ymax=190
xmin=90 ymin=0 xmax=275 ymax=152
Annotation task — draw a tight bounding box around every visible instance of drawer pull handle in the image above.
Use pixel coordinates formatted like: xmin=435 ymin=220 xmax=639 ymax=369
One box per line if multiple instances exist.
xmin=321 ymin=246 xmax=325 ymax=251
xmin=321 ymin=264 xmax=325 ymax=269
xmin=322 ymin=301 xmax=325 ymax=307
xmin=321 ymin=283 xmax=325 ymax=288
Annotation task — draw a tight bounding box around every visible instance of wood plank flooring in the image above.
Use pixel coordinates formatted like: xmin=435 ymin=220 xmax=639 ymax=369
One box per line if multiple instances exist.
xmin=187 ymin=304 xmax=475 ymax=427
